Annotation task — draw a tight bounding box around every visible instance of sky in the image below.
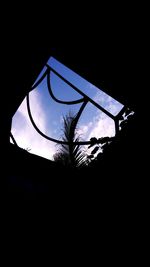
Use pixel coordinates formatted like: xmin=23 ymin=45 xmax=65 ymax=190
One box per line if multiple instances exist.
xmin=11 ymin=57 xmax=124 ymax=160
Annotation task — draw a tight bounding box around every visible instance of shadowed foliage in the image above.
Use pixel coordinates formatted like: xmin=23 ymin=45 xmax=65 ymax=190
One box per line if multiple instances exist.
xmin=53 ymin=112 xmax=87 ymax=168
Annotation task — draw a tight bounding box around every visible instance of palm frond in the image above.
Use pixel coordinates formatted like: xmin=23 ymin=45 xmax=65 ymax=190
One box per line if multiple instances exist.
xmin=53 ymin=112 xmax=87 ymax=168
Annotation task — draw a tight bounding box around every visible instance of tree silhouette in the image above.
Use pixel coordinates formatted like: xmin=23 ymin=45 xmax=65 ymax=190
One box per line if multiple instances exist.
xmin=53 ymin=112 xmax=87 ymax=168
xmin=87 ymin=108 xmax=135 ymax=166
xmin=54 ymin=108 xmax=135 ymax=168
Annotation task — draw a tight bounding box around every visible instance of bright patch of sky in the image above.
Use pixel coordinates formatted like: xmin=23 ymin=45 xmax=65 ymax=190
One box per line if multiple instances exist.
xmin=49 ymin=57 xmax=123 ymax=116
xmin=11 ymin=57 xmax=124 ymax=160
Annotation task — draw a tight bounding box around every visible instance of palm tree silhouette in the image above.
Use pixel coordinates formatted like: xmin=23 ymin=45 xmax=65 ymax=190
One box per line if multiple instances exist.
xmin=53 ymin=112 xmax=87 ymax=168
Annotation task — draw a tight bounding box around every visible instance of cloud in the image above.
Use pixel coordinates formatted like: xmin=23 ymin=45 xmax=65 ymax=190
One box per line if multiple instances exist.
xmin=78 ymin=112 xmax=115 ymax=141
xmin=11 ymin=90 xmax=56 ymax=160
xmin=88 ymin=113 xmax=115 ymax=139
xmin=74 ymin=83 xmax=123 ymax=141
xmin=77 ymin=121 xmax=93 ymax=137
xmin=93 ymin=91 xmax=123 ymax=116
xmin=77 ymin=96 xmax=117 ymax=141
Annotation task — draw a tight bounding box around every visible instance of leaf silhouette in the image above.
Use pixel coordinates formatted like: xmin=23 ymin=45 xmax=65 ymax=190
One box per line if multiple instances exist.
xmin=88 ymin=137 xmax=98 ymax=148
xmin=127 ymin=114 xmax=134 ymax=121
xmin=98 ymin=137 xmax=110 ymax=144
xmin=119 ymin=115 xmax=124 ymax=121
xmin=87 ymin=155 xmax=94 ymax=159
xmin=120 ymin=120 xmax=128 ymax=128
xmin=54 ymin=112 xmax=87 ymax=168
xmin=125 ymin=108 xmax=131 ymax=117
xmin=91 ymin=146 xmax=99 ymax=155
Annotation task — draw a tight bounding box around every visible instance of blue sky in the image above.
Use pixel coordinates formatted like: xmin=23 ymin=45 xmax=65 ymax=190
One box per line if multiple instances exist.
xmin=11 ymin=57 xmax=124 ymax=160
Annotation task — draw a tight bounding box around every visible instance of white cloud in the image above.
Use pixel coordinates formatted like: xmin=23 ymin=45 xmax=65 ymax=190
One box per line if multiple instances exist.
xmin=93 ymin=91 xmax=123 ymax=116
xmin=77 ymin=121 xmax=93 ymax=137
xmin=88 ymin=113 xmax=115 ymax=139
xmin=78 ymin=111 xmax=115 ymax=141
xmin=11 ymin=90 xmax=56 ymax=160
xmin=74 ymin=84 xmax=123 ymax=141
